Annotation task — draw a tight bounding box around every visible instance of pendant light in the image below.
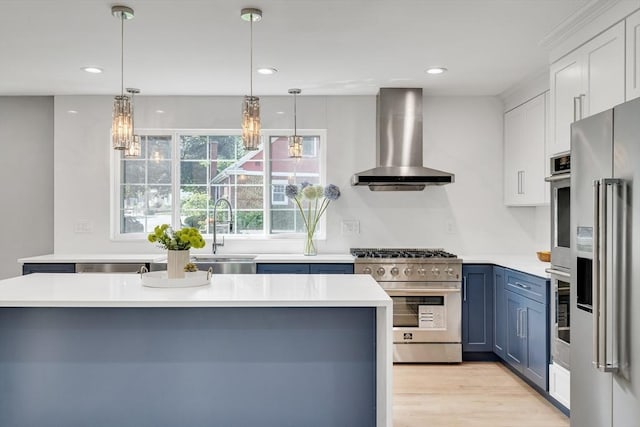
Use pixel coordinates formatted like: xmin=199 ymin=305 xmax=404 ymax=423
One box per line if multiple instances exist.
xmin=111 ymin=5 xmax=135 ymax=151
xmin=124 ymin=88 xmax=141 ymax=158
xmin=288 ymin=89 xmax=302 ymax=158
xmin=240 ymin=8 xmax=262 ymax=151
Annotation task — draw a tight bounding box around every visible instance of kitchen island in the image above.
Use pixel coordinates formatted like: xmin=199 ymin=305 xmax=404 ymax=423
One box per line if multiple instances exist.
xmin=0 ymin=273 xmax=392 ymax=427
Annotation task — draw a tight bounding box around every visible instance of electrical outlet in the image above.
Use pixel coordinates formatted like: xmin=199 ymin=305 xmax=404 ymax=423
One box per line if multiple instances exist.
xmin=341 ymin=220 xmax=360 ymax=235
xmin=445 ymin=220 xmax=456 ymax=235
xmin=74 ymin=220 xmax=94 ymax=234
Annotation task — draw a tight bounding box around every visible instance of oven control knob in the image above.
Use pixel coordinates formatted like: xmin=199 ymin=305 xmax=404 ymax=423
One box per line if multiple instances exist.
xmin=446 ymin=267 xmax=454 ymax=276
xmin=417 ymin=268 xmax=426 ymax=276
xmin=362 ymin=267 xmax=372 ymax=275
xmin=404 ymin=268 xmax=413 ymax=277
xmin=376 ymin=267 xmax=386 ymax=277
xmin=390 ymin=267 xmax=399 ymax=276
xmin=431 ymin=267 xmax=441 ymax=276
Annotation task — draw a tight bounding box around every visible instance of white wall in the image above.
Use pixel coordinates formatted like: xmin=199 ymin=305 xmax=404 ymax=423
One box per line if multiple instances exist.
xmin=0 ymin=97 xmax=54 ymax=278
xmin=53 ymin=95 xmax=546 ymax=256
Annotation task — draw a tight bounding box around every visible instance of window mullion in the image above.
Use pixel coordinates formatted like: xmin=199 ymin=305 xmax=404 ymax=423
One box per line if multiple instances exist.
xmin=172 ymin=132 xmax=180 ymax=229
xmin=263 ymin=133 xmax=272 ymax=235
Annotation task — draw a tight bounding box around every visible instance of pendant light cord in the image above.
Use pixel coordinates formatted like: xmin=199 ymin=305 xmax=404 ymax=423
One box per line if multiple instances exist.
xmin=249 ymin=14 xmax=253 ymax=97
xmin=293 ymin=92 xmax=297 ymax=134
xmin=121 ymin=13 xmax=124 ymax=97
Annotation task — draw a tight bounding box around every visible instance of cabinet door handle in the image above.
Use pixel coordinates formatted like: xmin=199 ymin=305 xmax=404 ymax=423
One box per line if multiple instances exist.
xmin=521 ymin=309 xmax=527 ymax=339
xmin=515 ymin=281 xmax=531 ymax=290
xmin=463 ymin=276 xmax=467 ymax=302
xmin=573 ymin=96 xmax=581 ymax=121
xmin=516 ymin=308 xmax=521 ymax=338
xmin=579 ymin=94 xmax=586 ymax=119
xmin=517 ymin=171 xmax=525 ymax=195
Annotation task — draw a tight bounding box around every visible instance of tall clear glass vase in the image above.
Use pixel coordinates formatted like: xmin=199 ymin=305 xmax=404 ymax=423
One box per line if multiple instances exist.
xmin=303 ymin=231 xmax=317 ymax=256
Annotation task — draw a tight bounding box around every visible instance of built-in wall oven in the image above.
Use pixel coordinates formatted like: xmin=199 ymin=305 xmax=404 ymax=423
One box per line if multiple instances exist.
xmin=352 ymin=248 xmax=462 ymax=363
xmin=546 ymin=152 xmax=571 ymax=270
xmin=545 ymin=152 xmax=571 ymax=370
xmin=548 ymin=267 xmax=571 ymax=370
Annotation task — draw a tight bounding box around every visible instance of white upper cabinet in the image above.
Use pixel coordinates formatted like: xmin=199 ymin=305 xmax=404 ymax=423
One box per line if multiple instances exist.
xmin=549 ymin=54 xmax=582 ymax=157
xmin=549 ymin=21 xmax=625 ymax=156
xmin=626 ymin=9 xmax=640 ymax=100
xmin=504 ymin=92 xmax=548 ymax=206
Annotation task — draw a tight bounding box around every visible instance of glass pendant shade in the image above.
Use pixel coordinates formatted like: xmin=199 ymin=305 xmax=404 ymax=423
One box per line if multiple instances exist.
xmin=112 ymin=95 xmax=133 ymax=150
xmin=125 ymin=134 xmax=141 ymax=157
xmin=288 ymin=135 xmax=303 ymax=158
xmin=242 ymin=95 xmax=261 ymax=150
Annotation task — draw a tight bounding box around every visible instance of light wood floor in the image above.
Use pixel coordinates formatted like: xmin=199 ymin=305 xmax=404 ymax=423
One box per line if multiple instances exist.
xmin=393 ymin=362 xmax=569 ymax=427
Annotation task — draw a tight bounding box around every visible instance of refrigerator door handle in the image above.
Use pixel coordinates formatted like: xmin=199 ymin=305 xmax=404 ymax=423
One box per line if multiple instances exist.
xmin=593 ymin=179 xmax=601 ymax=369
xmin=601 ymin=178 xmax=623 ymax=373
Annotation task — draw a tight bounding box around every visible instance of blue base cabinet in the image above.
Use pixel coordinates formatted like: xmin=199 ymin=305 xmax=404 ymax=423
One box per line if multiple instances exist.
xmin=256 ymin=263 xmax=353 ymax=275
xmin=462 ymin=265 xmax=494 ymax=353
xmin=22 ymin=263 xmax=76 ymax=275
xmin=493 ymin=267 xmax=506 ymax=358
xmin=501 ymin=269 xmax=549 ymax=391
xmin=461 ymin=264 xmax=549 ymax=391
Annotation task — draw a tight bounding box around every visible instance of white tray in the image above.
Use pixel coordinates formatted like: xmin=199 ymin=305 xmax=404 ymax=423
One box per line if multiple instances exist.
xmin=141 ymin=270 xmax=211 ymax=288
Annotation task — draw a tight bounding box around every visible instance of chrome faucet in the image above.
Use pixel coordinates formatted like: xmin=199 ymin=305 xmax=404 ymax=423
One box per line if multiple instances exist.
xmin=212 ymin=197 xmax=233 ymax=254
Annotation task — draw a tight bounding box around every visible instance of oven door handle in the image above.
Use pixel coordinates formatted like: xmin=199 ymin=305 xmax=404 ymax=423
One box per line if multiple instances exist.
xmin=385 ymin=288 xmax=461 ymax=297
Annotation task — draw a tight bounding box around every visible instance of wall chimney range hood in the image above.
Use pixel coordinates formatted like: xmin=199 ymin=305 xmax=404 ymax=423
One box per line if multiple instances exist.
xmin=351 ymin=88 xmax=454 ymax=191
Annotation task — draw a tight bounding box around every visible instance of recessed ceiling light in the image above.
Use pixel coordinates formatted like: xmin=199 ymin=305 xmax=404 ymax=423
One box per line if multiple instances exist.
xmin=257 ymin=67 xmax=278 ymax=75
xmin=81 ymin=67 xmax=103 ymax=74
xmin=426 ymin=67 xmax=447 ymax=75
xmin=155 ymin=110 xmax=165 ymax=114
xmin=276 ymin=111 xmax=285 ymax=115
xmin=67 ymin=110 xmax=78 ymax=114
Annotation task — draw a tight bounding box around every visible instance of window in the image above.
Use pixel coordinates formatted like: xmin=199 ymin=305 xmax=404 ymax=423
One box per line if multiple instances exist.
xmin=271 ymin=180 xmax=288 ymax=206
xmin=113 ymin=130 xmax=325 ymax=239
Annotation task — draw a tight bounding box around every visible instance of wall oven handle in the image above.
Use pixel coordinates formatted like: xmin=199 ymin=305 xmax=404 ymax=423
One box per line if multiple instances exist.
xmin=545 ymin=268 xmax=570 ymax=278
xmin=385 ymin=288 xmax=460 ymax=297
xmin=544 ymin=173 xmax=571 ymax=182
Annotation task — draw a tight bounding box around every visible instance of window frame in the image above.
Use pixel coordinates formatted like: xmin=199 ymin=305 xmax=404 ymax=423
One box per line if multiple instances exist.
xmin=111 ymin=128 xmax=327 ymax=241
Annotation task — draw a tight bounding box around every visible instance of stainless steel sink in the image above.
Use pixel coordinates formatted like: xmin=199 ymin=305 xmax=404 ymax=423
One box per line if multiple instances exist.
xmin=150 ymin=254 xmax=256 ymax=274
xmin=191 ymin=254 xmax=256 ymax=263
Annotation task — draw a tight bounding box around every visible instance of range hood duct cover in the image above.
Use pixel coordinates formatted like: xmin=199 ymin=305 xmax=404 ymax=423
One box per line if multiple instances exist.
xmin=351 ymin=88 xmax=454 ymax=191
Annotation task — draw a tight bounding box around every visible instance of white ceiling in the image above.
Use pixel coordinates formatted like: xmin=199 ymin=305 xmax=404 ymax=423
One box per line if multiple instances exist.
xmin=0 ymin=0 xmax=588 ymax=96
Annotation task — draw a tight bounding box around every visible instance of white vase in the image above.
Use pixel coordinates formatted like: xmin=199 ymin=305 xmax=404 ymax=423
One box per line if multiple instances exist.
xmin=167 ymin=250 xmax=190 ymax=279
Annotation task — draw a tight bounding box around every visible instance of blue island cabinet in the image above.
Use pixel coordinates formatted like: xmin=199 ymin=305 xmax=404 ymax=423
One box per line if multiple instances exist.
xmin=461 ymin=265 xmax=494 ymax=356
xmin=256 ymin=263 xmax=354 ymax=274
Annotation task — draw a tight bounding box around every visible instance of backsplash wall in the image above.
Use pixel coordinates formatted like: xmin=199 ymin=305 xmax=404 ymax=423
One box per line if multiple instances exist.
xmin=52 ymin=95 xmax=548 ymax=256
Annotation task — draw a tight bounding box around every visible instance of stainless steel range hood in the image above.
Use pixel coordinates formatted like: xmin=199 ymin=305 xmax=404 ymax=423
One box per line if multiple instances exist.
xmin=351 ymin=88 xmax=454 ymax=191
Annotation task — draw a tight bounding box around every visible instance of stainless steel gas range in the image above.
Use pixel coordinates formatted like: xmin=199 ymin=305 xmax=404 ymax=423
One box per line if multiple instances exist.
xmin=352 ymin=248 xmax=462 ymax=363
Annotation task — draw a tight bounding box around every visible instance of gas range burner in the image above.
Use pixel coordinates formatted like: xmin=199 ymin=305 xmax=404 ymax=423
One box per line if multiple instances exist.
xmin=350 ymin=248 xmax=458 ymax=259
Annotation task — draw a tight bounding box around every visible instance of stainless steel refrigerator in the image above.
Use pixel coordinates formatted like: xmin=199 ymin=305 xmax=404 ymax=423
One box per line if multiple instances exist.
xmin=571 ymin=97 xmax=640 ymax=426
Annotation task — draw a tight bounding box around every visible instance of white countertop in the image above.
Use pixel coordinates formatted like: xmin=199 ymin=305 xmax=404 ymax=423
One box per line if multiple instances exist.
xmin=18 ymin=253 xmax=355 ymax=264
xmin=0 ymin=273 xmax=390 ymax=308
xmin=17 ymin=253 xmax=548 ymax=277
xmin=460 ymin=254 xmax=550 ymax=278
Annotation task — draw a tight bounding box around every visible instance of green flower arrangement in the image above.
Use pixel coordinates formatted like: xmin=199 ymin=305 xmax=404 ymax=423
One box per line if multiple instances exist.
xmin=147 ymin=224 xmax=206 ymax=251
